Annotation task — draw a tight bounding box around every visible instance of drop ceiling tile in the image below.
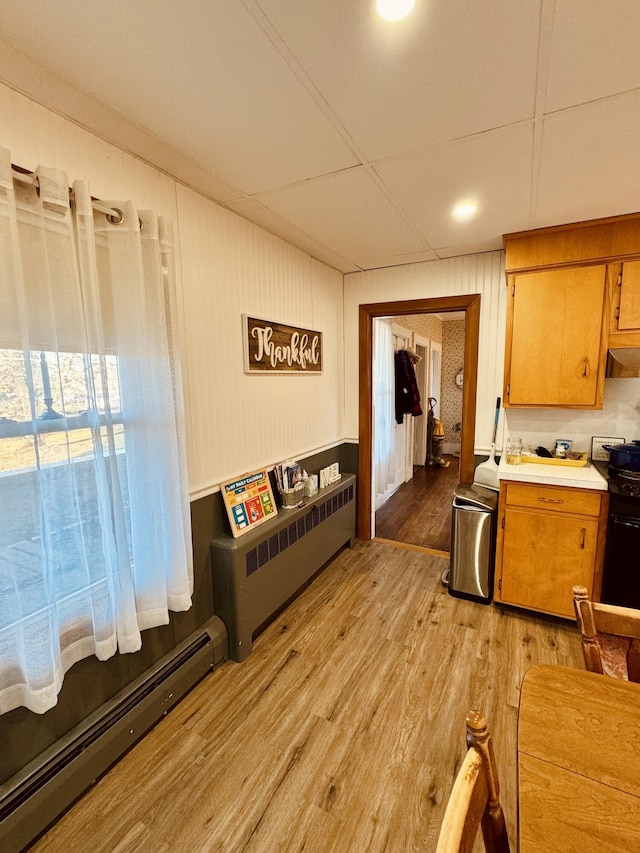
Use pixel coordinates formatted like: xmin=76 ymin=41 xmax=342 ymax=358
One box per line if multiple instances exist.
xmin=536 ymin=92 xmax=640 ymax=227
xmin=546 ymin=0 xmax=640 ymax=112
xmin=374 ymin=123 xmax=534 ymax=250
xmin=254 ymin=166 xmax=429 ymax=269
xmin=0 ymin=46 xmax=245 ymax=205
xmin=226 ymin=197 xmax=360 ymax=273
xmin=355 ymin=248 xmax=438 ymax=271
xmin=256 ymin=0 xmax=540 ymax=160
xmin=435 ymin=240 xmax=504 ymax=259
xmin=9 ymin=0 xmax=640 ymax=270
xmin=0 ymin=0 xmax=359 ymax=194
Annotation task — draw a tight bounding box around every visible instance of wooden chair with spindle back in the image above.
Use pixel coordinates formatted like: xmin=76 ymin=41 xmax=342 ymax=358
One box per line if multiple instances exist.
xmin=572 ymin=585 xmax=640 ymax=682
xmin=435 ymin=710 xmax=510 ymax=853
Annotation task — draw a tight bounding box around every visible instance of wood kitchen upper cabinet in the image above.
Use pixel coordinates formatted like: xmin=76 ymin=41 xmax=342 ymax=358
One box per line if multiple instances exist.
xmin=494 ymin=481 xmax=609 ymax=620
xmin=504 ymin=265 xmax=607 ymax=408
xmin=503 ymin=213 xmax=640 ymax=273
xmin=609 ymin=260 xmax=640 ymax=346
xmin=503 ymin=213 xmax=640 ymax=397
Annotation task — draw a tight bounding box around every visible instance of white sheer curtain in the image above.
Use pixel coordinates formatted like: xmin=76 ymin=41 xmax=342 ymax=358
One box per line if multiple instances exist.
xmin=0 ymin=149 xmax=193 ymax=715
xmin=374 ymin=319 xmax=395 ymax=501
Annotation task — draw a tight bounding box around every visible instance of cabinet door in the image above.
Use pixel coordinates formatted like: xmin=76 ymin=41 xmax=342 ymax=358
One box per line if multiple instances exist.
xmin=498 ymin=507 xmax=598 ymax=618
xmin=506 ymin=266 xmax=606 ymax=406
xmin=618 ymin=260 xmax=640 ymax=331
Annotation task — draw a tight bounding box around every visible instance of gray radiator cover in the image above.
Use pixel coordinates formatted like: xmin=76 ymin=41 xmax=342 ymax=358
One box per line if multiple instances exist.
xmin=211 ymin=474 xmax=356 ymax=661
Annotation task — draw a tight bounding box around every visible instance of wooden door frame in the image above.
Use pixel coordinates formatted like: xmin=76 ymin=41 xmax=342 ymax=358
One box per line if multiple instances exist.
xmin=412 ymin=333 xmax=429 ymax=467
xmin=391 ymin=322 xmax=415 ymax=486
xmin=358 ymin=294 xmax=481 ymax=540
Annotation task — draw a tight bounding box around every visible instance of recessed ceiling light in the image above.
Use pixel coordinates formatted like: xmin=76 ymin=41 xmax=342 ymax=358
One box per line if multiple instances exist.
xmin=452 ymin=202 xmax=478 ymax=222
xmin=376 ymin=0 xmax=415 ymax=22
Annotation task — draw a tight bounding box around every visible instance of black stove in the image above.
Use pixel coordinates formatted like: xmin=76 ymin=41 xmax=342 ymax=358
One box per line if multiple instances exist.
xmin=601 ymin=464 xmax=640 ymax=609
xmin=609 ymin=478 xmax=640 ymax=500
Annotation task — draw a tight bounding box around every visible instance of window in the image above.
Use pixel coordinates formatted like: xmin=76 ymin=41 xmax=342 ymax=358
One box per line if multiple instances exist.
xmin=0 ymin=349 xmax=124 ymax=472
xmin=1 ymin=349 xmax=127 ymax=633
xmin=0 ymin=154 xmax=192 ymax=715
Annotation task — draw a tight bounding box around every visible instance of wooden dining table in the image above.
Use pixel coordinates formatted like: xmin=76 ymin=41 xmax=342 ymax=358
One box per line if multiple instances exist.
xmin=518 ymin=664 xmax=640 ymax=852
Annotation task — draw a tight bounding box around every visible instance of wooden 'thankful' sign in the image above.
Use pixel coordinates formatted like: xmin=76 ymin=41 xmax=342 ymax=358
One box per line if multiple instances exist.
xmin=243 ymin=315 xmax=322 ymax=373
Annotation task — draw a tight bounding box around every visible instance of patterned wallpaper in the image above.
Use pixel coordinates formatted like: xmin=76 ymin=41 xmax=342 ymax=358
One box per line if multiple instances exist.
xmin=440 ymin=319 xmax=466 ymax=452
xmin=393 ymin=312 xmax=463 ymax=453
xmin=395 ymin=313 xmax=443 ymax=343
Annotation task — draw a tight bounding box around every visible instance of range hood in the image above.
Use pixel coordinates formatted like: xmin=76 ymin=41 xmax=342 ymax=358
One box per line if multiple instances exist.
xmin=606 ymin=347 xmax=640 ymax=377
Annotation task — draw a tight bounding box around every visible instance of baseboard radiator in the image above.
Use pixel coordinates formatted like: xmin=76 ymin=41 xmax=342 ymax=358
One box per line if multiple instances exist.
xmin=211 ymin=473 xmax=356 ymax=662
xmin=0 ymin=615 xmax=228 ymax=853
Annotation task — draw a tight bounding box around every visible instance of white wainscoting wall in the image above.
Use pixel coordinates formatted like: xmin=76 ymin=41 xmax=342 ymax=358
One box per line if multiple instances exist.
xmin=176 ymin=184 xmax=344 ymax=498
xmin=0 ymin=81 xmax=345 ymax=500
xmin=343 ymin=252 xmax=508 ymax=453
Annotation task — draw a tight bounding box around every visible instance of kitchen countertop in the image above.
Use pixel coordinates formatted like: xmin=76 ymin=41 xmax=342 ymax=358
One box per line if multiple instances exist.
xmin=497 ymin=456 xmax=608 ymax=490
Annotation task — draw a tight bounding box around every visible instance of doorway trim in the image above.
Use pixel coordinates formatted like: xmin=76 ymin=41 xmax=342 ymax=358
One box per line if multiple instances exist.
xmin=412 ymin=333 xmax=428 ymax=468
xmin=358 ymin=294 xmax=481 ymax=540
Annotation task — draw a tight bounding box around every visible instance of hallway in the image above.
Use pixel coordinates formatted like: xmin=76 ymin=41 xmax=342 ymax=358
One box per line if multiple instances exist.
xmin=375 ymin=458 xmax=460 ymax=552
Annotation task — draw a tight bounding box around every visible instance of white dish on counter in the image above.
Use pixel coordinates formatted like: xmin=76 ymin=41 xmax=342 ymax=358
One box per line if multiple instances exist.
xmin=497 ymin=456 xmax=608 ymax=490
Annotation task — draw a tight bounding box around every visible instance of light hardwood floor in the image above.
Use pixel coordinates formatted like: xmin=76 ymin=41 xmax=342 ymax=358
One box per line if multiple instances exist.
xmin=31 ymin=540 xmax=583 ymax=852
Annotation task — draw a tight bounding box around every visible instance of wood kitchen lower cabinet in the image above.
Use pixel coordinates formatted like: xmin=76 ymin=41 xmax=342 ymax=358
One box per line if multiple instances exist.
xmin=494 ymin=481 xmax=609 ymax=619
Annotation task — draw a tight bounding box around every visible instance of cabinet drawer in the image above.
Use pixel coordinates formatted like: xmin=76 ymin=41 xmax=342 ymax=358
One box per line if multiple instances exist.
xmin=505 ymin=482 xmax=602 ymax=517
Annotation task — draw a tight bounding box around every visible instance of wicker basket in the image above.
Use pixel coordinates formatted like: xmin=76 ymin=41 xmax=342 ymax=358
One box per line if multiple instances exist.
xmin=278 ymin=482 xmax=305 ymax=509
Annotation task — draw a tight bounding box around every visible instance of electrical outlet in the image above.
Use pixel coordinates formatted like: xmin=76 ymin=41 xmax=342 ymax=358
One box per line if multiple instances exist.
xmin=591 ymin=436 xmax=625 ymax=462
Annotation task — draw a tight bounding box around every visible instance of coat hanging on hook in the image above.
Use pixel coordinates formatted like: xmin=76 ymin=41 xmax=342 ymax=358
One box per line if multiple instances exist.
xmin=394 ymin=349 xmax=422 ymax=424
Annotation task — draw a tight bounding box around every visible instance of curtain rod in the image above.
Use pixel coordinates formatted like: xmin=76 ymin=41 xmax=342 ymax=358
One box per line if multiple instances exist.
xmin=11 ymin=163 xmax=123 ymax=222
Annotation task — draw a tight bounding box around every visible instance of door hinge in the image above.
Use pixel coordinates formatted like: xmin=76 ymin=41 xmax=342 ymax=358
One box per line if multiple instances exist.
xmin=501 ymin=517 xmax=505 ymax=529
xmin=506 ymin=384 xmax=510 ymax=397
xmin=511 ymin=283 xmax=516 ymax=297
xmin=618 ymin=272 xmax=623 ymax=287
xmin=498 ymin=578 xmax=502 ymax=590
xmin=615 ymin=306 xmax=620 ymax=320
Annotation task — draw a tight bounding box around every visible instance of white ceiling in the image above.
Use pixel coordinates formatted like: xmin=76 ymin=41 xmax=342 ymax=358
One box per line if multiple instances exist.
xmin=1 ymin=0 xmax=640 ymax=274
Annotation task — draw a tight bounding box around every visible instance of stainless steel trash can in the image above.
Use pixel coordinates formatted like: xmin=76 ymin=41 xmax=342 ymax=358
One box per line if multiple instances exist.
xmin=448 ymin=483 xmax=498 ymax=603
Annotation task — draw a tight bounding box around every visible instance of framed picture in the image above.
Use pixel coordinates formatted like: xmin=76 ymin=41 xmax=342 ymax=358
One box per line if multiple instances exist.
xmin=220 ymin=469 xmax=278 ymax=538
xmin=243 ymin=315 xmax=322 ymax=374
